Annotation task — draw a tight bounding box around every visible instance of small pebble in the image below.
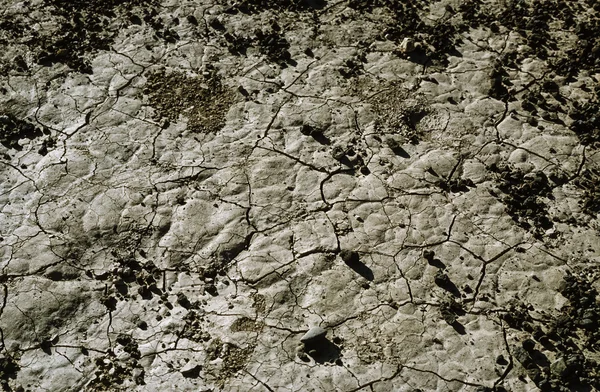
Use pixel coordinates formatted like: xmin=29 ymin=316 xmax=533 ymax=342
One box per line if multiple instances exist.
xmin=522 ymin=338 xmax=535 ymax=351
xmin=399 ymin=37 xmax=416 ymax=53
xmin=301 ymin=326 xmax=327 ymax=343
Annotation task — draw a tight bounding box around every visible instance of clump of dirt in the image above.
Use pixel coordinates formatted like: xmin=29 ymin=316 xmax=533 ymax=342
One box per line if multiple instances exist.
xmin=205 ymin=338 xmax=255 ymax=386
xmin=369 ymin=83 xmax=430 ymax=144
xmin=501 ymin=302 xmax=536 ymax=331
xmin=348 ymin=0 xmax=480 ymax=67
xmin=338 ymin=50 xmax=367 ymax=79
xmin=89 ymin=335 xmax=146 ymax=390
xmin=144 ymin=69 xmax=235 ymax=133
xmin=224 ymin=32 xmax=254 ymax=56
xmin=230 ymin=316 xmax=263 ymax=332
xmin=180 ymin=310 xmax=211 ymax=343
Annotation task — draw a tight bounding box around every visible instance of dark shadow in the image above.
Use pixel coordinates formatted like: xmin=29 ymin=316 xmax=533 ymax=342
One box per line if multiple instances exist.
xmin=304 ymin=338 xmax=342 ymax=364
xmin=205 ymin=284 xmax=219 ymax=296
xmin=338 ymin=155 xmax=354 ymax=167
xmin=346 ymin=150 xmax=364 ymax=168
xmin=447 ymin=47 xmax=463 ymax=58
xmin=386 ymin=139 xmax=409 ymax=158
xmin=219 ymin=241 xmax=247 ymax=263
xmin=302 ymin=0 xmax=327 ymax=9
xmin=391 ymin=145 xmax=410 ymax=158
xmin=149 ymin=283 xmax=163 ymax=296
xmin=300 ymin=124 xmax=330 ymax=144
xmin=209 ymin=18 xmax=225 ymax=31
xmin=40 ymin=336 xmax=57 ymax=355
xmin=434 ymin=271 xmax=461 ymax=297
xmin=346 ymin=260 xmax=374 ymax=281
xmin=115 ymin=279 xmax=128 ymax=296
xmin=566 ymin=384 xmax=593 ymax=392
xmin=311 ymin=132 xmax=330 ymax=145
xmin=406 ymin=47 xmax=430 ymax=66
xmin=181 ymin=364 xmax=202 ymax=379
xmin=0 ymin=356 xmax=19 ymax=383
xmin=450 ymin=320 xmax=467 ymax=335
xmin=138 ymin=286 xmax=153 ymax=300
xmin=428 ymin=258 xmax=446 ymax=269
xmin=539 ymin=338 xmax=557 ymax=352
xmin=426 ymin=167 xmax=440 ymax=178
xmin=177 ymin=293 xmax=192 ymax=309
xmin=529 ymin=349 xmax=550 ymax=368
xmin=340 ymin=250 xmax=374 ymax=281
xmin=555 ymin=94 xmax=567 ymax=104
xmin=40 ymin=340 xmax=53 ymax=355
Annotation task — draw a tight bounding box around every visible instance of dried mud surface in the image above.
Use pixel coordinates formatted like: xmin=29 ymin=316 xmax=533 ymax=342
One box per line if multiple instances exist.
xmin=1 ymin=0 xmax=600 ymax=391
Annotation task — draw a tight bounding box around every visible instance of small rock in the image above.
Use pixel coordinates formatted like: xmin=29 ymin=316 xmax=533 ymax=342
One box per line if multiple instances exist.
xmin=582 ymin=309 xmax=596 ymax=319
xmin=331 ymin=145 xmax=345 ymax=161
xmin=513 ymin=346 xmax=532 ymax=367
xmin=387 ymin=138 xmax=400 ymax=149
xmin=399 ymin=37 xmax=416 ymax=54
xmin=177 ymin=293 xmax=192 ymax=309
xmin=580 ymin=318 xmax=595 ymax=328
xmin=496 ymin=354 xmax=508 ymax=365
xmin=532 ymin=326 xmax=545 ymax=341
xmin=296 ymin=344 xmax=309 ymax=361
xmin=301 ymin=326 xmax=327 ymax=343
xmin=187 ymin=15 xmax=198 ymax=26
xmin=340 ymin=249 xmax=359 ymax=264
xmin=527 ymin=367 xmax=543 ymax=383
xmin=205 ymin=284 xmax=218 ymax=296
xmin=423 ymin=250 xmax=435 ymax=261
xmin=522 ymin=338 xmax=536 ymax=352
xmin=550 ymin=357 xmax=567 ymax=378
xmin=440 ymin=307 xmax=457 ymax=325
xmin=300 ymin=124 xmax=314 ymax=136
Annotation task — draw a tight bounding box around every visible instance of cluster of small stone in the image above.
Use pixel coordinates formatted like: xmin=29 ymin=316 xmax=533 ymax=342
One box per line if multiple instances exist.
xmin=489 ymin=164 xmax=555 ymax=237
xmin=0 ymin=114 xmax=47 ymax=152
xmin=507 ymin=272 xmax=600 ymax=391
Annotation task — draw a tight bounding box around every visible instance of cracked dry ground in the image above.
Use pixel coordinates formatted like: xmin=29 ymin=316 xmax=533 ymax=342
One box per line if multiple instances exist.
xmin=2 ymin=0 xmax=600 ymax=391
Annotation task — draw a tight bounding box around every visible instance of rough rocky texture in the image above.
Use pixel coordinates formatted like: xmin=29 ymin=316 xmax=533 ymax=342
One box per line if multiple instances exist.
xmin=1 ymin=0 xmax=600 ymax=391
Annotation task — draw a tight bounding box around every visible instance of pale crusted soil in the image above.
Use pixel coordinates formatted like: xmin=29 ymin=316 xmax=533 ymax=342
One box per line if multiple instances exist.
xmin=1 ymin=0 xmax=600 ymax=391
